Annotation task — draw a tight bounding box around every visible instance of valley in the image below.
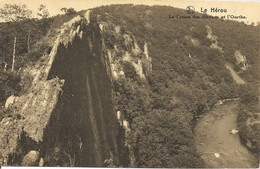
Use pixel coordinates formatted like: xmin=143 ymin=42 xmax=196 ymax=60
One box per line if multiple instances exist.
xmin=194 ymin=101 xmax=257 ymax=168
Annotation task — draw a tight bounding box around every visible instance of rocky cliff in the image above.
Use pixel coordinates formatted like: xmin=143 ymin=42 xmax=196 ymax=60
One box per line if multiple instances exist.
xmin=0 ymin=10 xmax=152 ymax=167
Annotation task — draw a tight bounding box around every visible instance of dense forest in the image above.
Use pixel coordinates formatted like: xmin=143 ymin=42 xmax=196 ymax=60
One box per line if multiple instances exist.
xmin=0 ymin=4 xmax=259 ymax=167
xmin=93 ymin=5 xmax=260 ymax=167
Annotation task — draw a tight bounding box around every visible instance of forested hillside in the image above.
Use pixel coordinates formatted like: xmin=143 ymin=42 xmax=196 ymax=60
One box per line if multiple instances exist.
xmin=93 ymin=5 xmax=260 ymax=167
xmin=0 ymin=4 xmax=259 ymax=167
xmin=0 ymin=6 xmax=79 ymax=104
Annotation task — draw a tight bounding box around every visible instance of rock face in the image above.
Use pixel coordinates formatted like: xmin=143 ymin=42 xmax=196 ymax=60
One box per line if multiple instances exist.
xmin=39 ymin=157 xmax=44 ymax=167
xmin=234 ymin=50 xmax=248 ymax=70
xmin=5 ymin=95 xmax=16 ymax=109
xmin=0 ymin=7 xmax=153 ymax=166
xmin=21 ymin=151 xmax=40 ymax=166
xmin=0 ymin=10 xmax=133 ymax=167
xmin=205 ymin=25 xmax=223 ymax=51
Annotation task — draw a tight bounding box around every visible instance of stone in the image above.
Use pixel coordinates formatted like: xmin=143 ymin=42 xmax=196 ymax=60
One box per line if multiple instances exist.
xmin=5 ymin=95 xmax=16 ymax=109
xmin=39 ymin=157 xmax=44 ymax=167
xmin=21 ymin=150 xmax=40 ymax=166
xmin=214 ymin=153 xmax=220 ymax=158
xmin=230 ymin=129 xmax=239 ymax=134
xmin=216 ymin=100 xmax=223 ymax=105
xmin=123 ymin=120 xmax=130 ymax=131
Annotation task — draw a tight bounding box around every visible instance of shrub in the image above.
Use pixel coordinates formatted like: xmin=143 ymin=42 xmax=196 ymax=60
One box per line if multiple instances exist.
xmin=122 ymin=62 xmax=137 ymax=80
xmin=0 ymin=71 xmax=21 ymax=103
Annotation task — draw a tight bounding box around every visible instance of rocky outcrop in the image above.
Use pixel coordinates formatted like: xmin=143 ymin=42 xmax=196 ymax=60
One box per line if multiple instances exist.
xmin=184 ymin=35 xmax=200 ymax=47
xmin=234 ymin=50 xmax=248 ymax=70
xmin=39 ymin=157 xmax=44 ymax=167
xmin=0 ymin=6 xmax=153 ymax=167
xmin=101 ymin=31 xmax=152 ymax=81
xmin=21 ymin=150 xmax=40 ymax=166
xmin=4 ymin=95 xmax=17 ymax=109
xmin=96 ymin=13 xmax=154 ymax=167
xmin=0 ymin=10 xmax=129 ymax=167
xmin=205 ymin=25 xmax=223 ymax=51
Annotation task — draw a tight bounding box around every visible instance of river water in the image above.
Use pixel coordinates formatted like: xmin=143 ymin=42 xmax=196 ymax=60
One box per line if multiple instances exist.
xmin=194 ymin=101 xmax=258 ymax=168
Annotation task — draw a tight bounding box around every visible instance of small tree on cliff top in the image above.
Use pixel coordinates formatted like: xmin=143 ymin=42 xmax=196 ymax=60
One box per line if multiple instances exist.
xmin=60 ymin=7 xmax=77 ymax=15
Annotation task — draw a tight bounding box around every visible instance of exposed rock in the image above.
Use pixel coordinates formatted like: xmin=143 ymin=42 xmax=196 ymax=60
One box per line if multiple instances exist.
xmin=216 ymin=100 xmax=223 ymax=105
xmin=84 ymin=10 xmax=91 ymax=24
xmin=230 ymin=129 xmax=239 ymax=134
xmin=99 ymin=23 xmax=104 ymax=31
xmin=144 ymin=22 xmax=153 ymax=29
xmin=214 ymin=153 xmax=220 ymax=158
xmin=0 ymin=12 xmax=85 ymax=164
xmin=145 ymin=10 xmax=152 ymax=15
xmin=114 ymin=26 xmax=121 ymax=34
xmin=184 ymin=35 xmax=200 ymax=47
xmin=144 ymin=42 xmax=152 ymax=72
xmin=123 ymin=34 xmax=131 ymax=45
xmin=0 ymin=155 xmax=8 ymax=165
xmin=5 ymin=95 xmax=16 ymax=109
xmin=123 ymin=120 xmax=130 ymax=131
xmin=117 ymin=111 xmax=122 ymax=125
xmin=122 ymin=52 xmax=145 ymax=79
xmin=39 ymin=157 xmax=44 ymax=167
xmin=21 ymin=150 xmax=40 ymax=166
xmin=100 ymin=21 xmax=152 ymax=81
xmin=205 ymin=25 xmax=223 ymax=51
xmin=0 ymin=9 xmax=150 ymax=167
xmin=132 ymin=41 xmax=141 ymax=56
xmin=191 ymin=38 xmax=200 ymax=46
xmin=234 ymin=50 xmax=248 ymax=70
xmin=210 ymin=43 xmax=222 ymax=51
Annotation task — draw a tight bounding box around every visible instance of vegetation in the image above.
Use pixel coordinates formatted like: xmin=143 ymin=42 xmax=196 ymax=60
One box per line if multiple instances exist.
xmin=237 ymin=85 xmax=260 ymax=161
xmin=0 ymin=3 xmax=259 ymax=167
xmin=60 ymin=7 xmax=77 ymax=15
xmin=0 ymin=71 xmax=21 ymax=102
xmin=93 ymin=4 xmax=260 ymax=167
xmin=0 ymin=3 xmax=79 ymax=103
xmin=37 ymin=5 xmax=50 ymax=19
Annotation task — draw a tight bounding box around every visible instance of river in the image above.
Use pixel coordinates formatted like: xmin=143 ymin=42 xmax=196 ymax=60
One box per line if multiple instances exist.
xmin=194 ymin=101 xmax=258 ymax=168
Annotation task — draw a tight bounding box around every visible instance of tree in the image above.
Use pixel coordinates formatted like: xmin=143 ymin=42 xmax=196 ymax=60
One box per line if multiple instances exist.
xmin=0 ymin=4 xmax=32 ymax=22
xmin=60 ymin=8 xmax=67 ymax=13
xmin=0 ymin=4 xmax=32 ymax=72
xmin=37 ymin=5 xmax=49 ymax=19
xmin=60 ymin=7 xmax=77 ymax=15
xmin=36 ymin=5 xmax=50 ymax=35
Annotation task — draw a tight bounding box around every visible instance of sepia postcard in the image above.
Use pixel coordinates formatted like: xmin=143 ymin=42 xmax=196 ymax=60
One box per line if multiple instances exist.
xmin=0 ymin=0 xmax=259 ymax=168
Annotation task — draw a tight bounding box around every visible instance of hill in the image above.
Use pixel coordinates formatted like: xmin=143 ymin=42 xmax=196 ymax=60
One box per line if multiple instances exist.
xmin=0 ymin=4 xmax=259 ymax=167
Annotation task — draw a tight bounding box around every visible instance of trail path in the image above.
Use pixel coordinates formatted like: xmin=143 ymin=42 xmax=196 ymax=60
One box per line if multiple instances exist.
xmin=225 ymin=64 xmax=245 ymax=84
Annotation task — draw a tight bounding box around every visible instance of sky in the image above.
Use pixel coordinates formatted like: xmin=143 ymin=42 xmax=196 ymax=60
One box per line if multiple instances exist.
xmin=0 ymin=0 xmax=260 ymax=24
